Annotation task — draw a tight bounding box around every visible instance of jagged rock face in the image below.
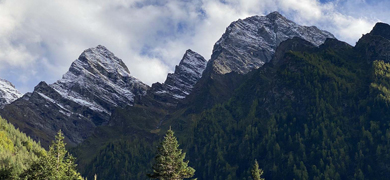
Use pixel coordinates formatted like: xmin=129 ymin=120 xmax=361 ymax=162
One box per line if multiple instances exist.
xmin=356 ymin=22 xmax=390 ymax=62
xmin=209 ymin=11 xmax=335 ymax=75
xmin=0 ymin=79 xmax=22 ymax=108
xmin=0 ymin=45 xmax=149 ymax=146
xmin=51 ymin=45 xmax=148 ymax=118
xmin=151 ymin=50 xmax=206 ymax=101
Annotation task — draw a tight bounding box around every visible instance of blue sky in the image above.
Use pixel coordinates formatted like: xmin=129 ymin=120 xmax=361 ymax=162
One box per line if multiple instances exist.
xmin=0 ymin=0 xmax=389 ymax=93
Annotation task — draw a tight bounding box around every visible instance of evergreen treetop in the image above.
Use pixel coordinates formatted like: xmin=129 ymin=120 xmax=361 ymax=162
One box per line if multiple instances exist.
xmin=20 ymin=130 xmax=83 ymax=179
xmin=148 ymin=127 xmax=195 ymax=180
xmin=251 ymin=160 xmax=264 ymax=180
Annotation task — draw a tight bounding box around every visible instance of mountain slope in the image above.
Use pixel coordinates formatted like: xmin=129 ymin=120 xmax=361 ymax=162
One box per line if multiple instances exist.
xmin=0 ymin=45 xmax=149 ymax=146
xmin=105 ymin=50 xmax=207 ymax=134
xmin=0 ymin=79 xmax=22 ymax=108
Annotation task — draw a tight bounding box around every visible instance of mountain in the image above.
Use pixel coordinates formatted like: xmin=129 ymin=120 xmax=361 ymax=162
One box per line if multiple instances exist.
xmin=184 ymin=11 xmax=335 ymax=112
xmin=0 ymin=12 xmax=335 ymax=147
xmin=0 ymin=79 xmax=22 ymax=108
xmin=72 ymin=12 xmax=343 ymax=179
xmin=76 ymin=22 xmax=390 ymax=180
xmin=209 ymin=11 xmax=335 ymax=75
xmin=150 ymin=49 xmax=207 ymax=104
xmin=50 ymin=45 xmax=148 ymax=122
xmin=5 ymin=11 xmax=390 ymax=180
xmin=0 ymin=45 xmax=149 ymax=146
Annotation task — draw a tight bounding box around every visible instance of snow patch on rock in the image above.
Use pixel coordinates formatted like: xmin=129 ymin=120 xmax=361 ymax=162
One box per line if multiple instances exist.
xmin=151 ymin=49 xmax=207 ymax=100
xmin=0 ymin=79 xmax=22 ymax=108
xmin=211 ymin=11 xmax=335 ymax=75
xmin=48 ymin=45 xmax=149 ymax=116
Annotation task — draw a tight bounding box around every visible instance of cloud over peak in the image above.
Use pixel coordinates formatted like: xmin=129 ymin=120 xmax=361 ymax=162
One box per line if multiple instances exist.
xmin=0 ymin=0 xmax=388 ymax=93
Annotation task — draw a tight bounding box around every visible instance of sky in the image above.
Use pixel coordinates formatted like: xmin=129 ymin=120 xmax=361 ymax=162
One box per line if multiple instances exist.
xmin=0 ymin=0 xmax=389 ymax=94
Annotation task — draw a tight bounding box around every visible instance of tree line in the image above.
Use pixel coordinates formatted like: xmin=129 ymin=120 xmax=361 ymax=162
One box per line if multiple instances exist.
xmin=1 ymin=116 xmax=264 ymax=180
xmin=147 ymin=127 xmax=264 ymax=180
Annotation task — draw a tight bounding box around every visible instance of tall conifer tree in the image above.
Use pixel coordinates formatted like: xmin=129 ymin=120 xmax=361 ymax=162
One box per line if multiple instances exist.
xmin=20 ymin=130 xmax=83 ymax=179
xmin=148 ymin=127 xmax=195 ymax=180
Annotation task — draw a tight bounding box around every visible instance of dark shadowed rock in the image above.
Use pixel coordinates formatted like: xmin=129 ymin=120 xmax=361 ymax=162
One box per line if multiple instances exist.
xmin=370 ymin=22 xmax=390 ymax=40
xmin=356 ymin=22 xmax=390 ymax=62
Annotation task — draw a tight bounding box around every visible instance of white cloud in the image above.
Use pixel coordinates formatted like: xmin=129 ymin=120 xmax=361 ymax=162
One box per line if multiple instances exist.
xmin=129 ymin=56 xmax=170 ymax=85
xmin=0 ymin=0 xmax=389 ymax=93
xmin=0 ymin=41 xmax=36 ymax=67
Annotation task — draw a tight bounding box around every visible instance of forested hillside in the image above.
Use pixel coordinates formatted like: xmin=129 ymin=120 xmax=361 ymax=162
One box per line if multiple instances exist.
xmin=183 ymin=38 xmax=371 ymax=179
xmin=75 ymin=23 xmax=390 ymax=180
xmin=0 ymin=117 xmax=45 ymax=179
xmin=181 ymin=37 xmax=390 ymax=180
xmin=0 ymin=117 xmax=83 ymax=179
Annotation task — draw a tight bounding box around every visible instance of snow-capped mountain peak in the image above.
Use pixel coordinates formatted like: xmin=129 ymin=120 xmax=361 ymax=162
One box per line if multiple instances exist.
xmin=210 ymin=11 xmax=335 ymax=75
xmin=0 ymin=79 xmax=22 ymax=108
xmin=51 ymin=45 xmax=148 ymax=114
xmin=74 ymin=45 xmax=131 ymax=77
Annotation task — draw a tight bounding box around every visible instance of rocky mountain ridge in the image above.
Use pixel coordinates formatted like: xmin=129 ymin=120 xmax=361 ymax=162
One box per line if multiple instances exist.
xmin=150 ymin=49 xmax=207 ymax=103
xmin=209 ymin=11 xmax=335 ymax=75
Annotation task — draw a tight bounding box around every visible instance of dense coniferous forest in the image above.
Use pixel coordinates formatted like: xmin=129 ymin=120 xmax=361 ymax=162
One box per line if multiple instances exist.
xmin=74 ymin=27 xmax=390 ymax=179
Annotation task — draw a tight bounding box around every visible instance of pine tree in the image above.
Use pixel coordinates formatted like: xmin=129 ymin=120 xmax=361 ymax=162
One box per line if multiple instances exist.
xmin=148 ymin=127 xmax=195 ymax=180
xmin=251 ymin=160 xmax=264 ymax=180
xmin=20 ymin=130 xmax=83 ymax=179
xmin=50 ymin=130 xmax=68 ymax=178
